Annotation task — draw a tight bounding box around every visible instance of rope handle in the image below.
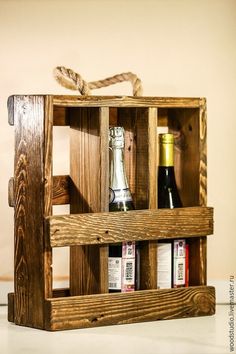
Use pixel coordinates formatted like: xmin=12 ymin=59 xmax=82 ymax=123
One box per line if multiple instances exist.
xmin=53 ymin=66 xmax=143 ymax=96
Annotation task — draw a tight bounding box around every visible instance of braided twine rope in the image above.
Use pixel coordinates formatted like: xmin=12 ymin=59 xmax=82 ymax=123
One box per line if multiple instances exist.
xmin=53 ymin=66 xmax=143 ymax=96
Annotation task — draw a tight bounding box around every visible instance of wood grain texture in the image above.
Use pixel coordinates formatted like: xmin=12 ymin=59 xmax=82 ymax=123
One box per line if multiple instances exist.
xmin=139 ymin=108 xmax=157 ymax=289
xmin=13 ymin=95 xmax=46 ymax=328
xmin=46 ymin=207 xmax=213 ymax=247
xmin=188 ymin=236 xmax=207 ymax=286
xmin=148 ymin=107 xmax=158 ymax=209
xmin=52 ymin=175 xmax=70 ymax=205
xmin=69 ymin=107 xmax=109 ymax=296
xmin=53 ymin=96 xmax=204 ymax=108
xmin=9 ymin=175 xmax=71 ymax=207
xmin=117 ymin=107 xmax=157 ymax=289
xmin=139 ymin=240 xmax=157 ymax=290
xmin=199 ymin=99 xmax=207 ymax=206
xmin=43 ymin=96 xmax=53 ymax=302
xmin=44 ymin=285 xmax=215 ymax=331
xmin=168 ymin=108 xmax=201 ymax=207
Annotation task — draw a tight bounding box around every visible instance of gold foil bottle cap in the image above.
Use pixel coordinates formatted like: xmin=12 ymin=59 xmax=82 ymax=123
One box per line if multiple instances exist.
xmin=159 ymin=133 xmax=174 ymax=144
xmin=159 ymin=133 xmax=174 ymax=166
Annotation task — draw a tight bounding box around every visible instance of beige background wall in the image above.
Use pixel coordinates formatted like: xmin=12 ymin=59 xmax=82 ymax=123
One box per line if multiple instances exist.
xmin=0 ymin=0 xmax=235 ymax=302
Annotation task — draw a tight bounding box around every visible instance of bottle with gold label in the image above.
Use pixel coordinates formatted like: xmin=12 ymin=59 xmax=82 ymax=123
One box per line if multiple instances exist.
xmin=158 ymin=133 xmax=182 ymax=208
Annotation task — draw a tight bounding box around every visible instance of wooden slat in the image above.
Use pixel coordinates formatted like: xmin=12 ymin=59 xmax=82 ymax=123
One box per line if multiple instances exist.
xmin=53 ymin=96 xmax=204 ymax=108
xmin=44 ymin=285 xmax=215 ymax=331
xmin=43 ymin=96 xmax=53 ymax=303
xmin=148 ymin=107 xmax=158 ymax=209
xmin=46 ymin=207 xmax=213 ymax=247
xmin=98 ymin=107 xmax=109 ymax=294
xmin=13 ymin=95 xmax=48 ymax=328
xmin=188 ymin=236 xmax=207 ymax=286
xmin=69 ymin=107 xmax=109 ymax=296
xmin=199 ymin=99 xmax=207 ymax=206
xmin=139 ymin=108 xmax=157 ymax=290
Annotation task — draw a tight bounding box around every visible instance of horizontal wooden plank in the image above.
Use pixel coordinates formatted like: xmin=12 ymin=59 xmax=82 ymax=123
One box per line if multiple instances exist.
xmin=52 ymin=96 xmax=205 ymax=108
xmin=8 ymin=175 xmax=70 ymax=207
xmin=46 ymin=207 xmax=213 ymax=247
xmin=44 ymin=285 xmax=215 ymax=330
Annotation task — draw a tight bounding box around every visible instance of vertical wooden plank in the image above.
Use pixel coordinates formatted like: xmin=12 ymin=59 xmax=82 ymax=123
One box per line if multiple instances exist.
xmin=139 ymin=108 xmax=157 ymax=290
xmin=148 ymin=107 xmax=157 ymax=210
xmin=135 ymin=108 xmax=149 ymax=210
xmin=189 ymin=99 xmax=208 ymax=286
xmin=44 ymin=96 xmax=53 ymax=301
xmin=13 ymin=95 xmax=49 ymax=328
xmin=118 ymin=107 xmax=158 ymax=290
xmin=69 ymin=107 xmax=109 ymax=295
xmin=199 ymin=99 xmax=207 ymax=207
xmin=168 ymin=102 xmax=207 ymax=286
xmin=99 ymin=107 xmax=109 ymax=293
xmin=188 ymin=236 xmax=207 ymax=286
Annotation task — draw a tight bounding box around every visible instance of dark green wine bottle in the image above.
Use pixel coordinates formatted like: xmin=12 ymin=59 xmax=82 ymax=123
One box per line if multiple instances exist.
xmin=157 ymin=133 xmax=183 ymax=289
xmin=108 ymin=127 xmax=138 ymax=293
xmin=158 ymin=133 xmax=182 ymax=209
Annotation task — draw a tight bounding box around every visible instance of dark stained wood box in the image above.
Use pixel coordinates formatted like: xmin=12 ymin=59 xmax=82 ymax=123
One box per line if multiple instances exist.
xmin=7 ymin=95 xmax=215 ymax=331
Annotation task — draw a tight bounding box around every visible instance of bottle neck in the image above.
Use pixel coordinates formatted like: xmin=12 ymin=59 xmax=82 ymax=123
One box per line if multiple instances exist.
xmin=110 ymin=147 xmax=129 ymax=190
xmin=159 ymin=142 xmax=174 ymax=167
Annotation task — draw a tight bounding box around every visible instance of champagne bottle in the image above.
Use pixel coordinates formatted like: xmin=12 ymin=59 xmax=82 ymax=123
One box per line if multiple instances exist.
xmin=108 ymin=127 xmax=137 ymax=293
xmin=158 ymin=133 xmax=182 ymax=208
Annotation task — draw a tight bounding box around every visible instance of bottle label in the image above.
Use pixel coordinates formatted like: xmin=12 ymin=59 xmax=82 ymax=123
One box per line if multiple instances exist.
xmin=108 ymin=257 xmax=122 ymax=290
xmin=121 ymin=242 xmax=135 ymax=292
xmin=121 ymin=258 xmax=135 ymax=292
xmin=173 ymin=240 xmax=186 ymax=287
xmin=108 ymin=242 xmax=136 ymax=292
xmin=109 ymin=188 xmax=132 ymax=204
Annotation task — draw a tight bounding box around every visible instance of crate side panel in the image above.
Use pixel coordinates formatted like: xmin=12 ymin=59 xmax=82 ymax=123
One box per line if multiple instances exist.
xmin=13 ymin=95 xmax=50 ymax=329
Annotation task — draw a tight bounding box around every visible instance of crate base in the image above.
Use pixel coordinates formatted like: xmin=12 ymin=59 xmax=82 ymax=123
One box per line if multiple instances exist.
xmin=8 ymin=286 xmax=216 ymax=331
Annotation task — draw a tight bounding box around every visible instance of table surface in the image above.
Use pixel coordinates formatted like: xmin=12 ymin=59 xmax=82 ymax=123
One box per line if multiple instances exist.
xmin=0 ymin=305 xmax=230 ymax=354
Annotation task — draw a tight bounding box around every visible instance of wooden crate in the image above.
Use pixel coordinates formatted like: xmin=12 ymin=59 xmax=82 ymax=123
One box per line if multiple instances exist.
xmin=7 ymin=95 xmax=215 ymax=331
